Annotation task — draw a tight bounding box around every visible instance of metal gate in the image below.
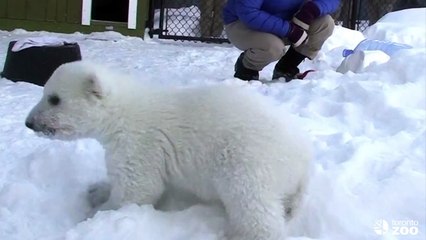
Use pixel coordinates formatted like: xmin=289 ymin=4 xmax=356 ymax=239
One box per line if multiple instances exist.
xmin=148 ymin=0 xmax=425 ymax=43
xmin=147 ymin=0 xmax=228 ymax=43
xmin=333 ymin=0 xmax=426 ymax=31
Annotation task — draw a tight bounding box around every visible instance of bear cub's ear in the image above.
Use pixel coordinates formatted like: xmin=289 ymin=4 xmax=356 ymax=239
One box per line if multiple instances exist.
xmin=86 ymin=74 xmax=106 ymax=99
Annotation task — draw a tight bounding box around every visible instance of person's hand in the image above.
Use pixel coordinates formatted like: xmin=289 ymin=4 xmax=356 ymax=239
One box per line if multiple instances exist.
xmin=292 ymin=1 xmax=321 ymax=30
xmin=287 ymin=23 xmax=308 ymax=47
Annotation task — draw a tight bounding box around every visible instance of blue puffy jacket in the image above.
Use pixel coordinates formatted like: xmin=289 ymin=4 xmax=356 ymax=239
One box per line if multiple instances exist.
xmin=223 ymin=0 xmax=340 ymax=37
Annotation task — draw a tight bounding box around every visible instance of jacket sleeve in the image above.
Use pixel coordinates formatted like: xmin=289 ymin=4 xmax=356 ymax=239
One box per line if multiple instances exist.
xmin=234 ymin=0 xmax=291 ymax=37
xmin=312 ymin=0 xmax=341 ymax=15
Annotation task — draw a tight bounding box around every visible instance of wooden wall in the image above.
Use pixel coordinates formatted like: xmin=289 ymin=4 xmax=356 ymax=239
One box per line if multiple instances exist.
xmin=0 ymin=0 xmax=149 ymax=37
xmin=0 ymin=0 xmax=82 ymax=23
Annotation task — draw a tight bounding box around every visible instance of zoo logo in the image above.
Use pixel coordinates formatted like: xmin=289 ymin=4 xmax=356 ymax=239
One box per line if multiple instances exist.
xmin=374 ymin=219 xmax=419 ymax=236
xmin=373 ymin=219 xmax=390 ymax=235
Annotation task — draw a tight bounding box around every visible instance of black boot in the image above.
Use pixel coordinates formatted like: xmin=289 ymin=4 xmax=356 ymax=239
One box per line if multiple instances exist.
xmin=234 ymin=52 xmax=259 ymax=81
xmin=272 ymin=47 xmax=306 ymax=82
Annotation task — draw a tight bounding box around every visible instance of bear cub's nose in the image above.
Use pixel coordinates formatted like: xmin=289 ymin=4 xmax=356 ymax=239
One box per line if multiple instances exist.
xmin=25 ymin=120 xmax=34 ymax=130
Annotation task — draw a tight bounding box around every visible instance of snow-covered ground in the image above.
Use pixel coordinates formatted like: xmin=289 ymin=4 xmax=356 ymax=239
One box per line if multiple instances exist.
xmin=0 ymin=8 xmax=425 ymax=240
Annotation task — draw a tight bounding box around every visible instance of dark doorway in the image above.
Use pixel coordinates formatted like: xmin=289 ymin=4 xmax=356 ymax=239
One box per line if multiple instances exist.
xmin=92 ymin=0 xmax=129 ymax=22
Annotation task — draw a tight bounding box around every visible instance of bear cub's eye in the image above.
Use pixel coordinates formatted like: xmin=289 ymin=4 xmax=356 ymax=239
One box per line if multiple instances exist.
xmin=48 ymin=94 xmax=61 ymax=106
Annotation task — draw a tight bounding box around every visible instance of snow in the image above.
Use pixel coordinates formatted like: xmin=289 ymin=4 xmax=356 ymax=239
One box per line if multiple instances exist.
xmin=0 ymin=8 xmax=425 ymax=240
xmin=363 ymin=8 xmax=426 ymax=48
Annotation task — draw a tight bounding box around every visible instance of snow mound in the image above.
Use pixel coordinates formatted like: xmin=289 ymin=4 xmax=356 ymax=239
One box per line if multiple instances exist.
xmin=364 ymin=8 xmax=426 ymax=48
xmin=65 ymin=204 xmax=226 ymax=240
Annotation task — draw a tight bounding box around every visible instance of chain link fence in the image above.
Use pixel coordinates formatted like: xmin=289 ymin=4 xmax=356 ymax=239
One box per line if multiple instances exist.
xmin=333 ymin=0 xmax=425 ymax=31
xmin=148 ymin=0 xmax=227 ymax=43
xmin=148 ymin=0 xmax=426 ymax=42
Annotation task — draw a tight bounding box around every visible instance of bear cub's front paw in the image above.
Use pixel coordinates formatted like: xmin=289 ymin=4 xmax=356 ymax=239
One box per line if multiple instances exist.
xmin=87 ymin=182 xmax=111 ymax=208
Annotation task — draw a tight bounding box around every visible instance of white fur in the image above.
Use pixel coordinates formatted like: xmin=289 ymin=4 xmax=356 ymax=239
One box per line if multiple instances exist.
xmin=26 ymin=61 xmax=312 ymax=240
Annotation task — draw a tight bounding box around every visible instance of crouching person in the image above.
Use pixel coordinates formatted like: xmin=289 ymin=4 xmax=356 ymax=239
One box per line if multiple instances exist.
xmin=223 ymin=0 xmax=340 ymax=81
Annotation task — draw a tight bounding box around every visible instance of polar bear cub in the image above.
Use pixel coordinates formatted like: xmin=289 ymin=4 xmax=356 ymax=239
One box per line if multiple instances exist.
xmin=25 ymin=61 xmax=312 ymax=240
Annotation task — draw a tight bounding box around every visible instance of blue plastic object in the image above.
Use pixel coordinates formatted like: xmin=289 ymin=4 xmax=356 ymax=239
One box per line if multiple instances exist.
xmin=342 ymin=39 xmax=412 ymax=57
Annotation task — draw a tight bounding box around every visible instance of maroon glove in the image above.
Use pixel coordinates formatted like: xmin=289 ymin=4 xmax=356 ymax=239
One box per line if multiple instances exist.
xmin=293 ymin=1 xmax=321 ymax=30
xmin=287 ymin=23 xmax=308 ymax=47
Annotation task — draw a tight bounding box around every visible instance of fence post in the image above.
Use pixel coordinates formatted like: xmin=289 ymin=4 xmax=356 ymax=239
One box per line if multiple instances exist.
xmin=350 ymin=0 xmax=359 ymax=30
